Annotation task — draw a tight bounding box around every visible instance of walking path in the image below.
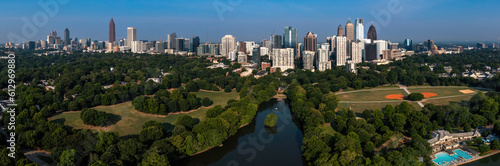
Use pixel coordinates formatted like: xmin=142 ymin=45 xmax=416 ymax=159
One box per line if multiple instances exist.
xmin=398 ymin=85 xmax=424 ymax=108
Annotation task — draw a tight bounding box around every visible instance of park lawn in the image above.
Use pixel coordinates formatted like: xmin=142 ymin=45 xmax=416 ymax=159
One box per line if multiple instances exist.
xmin=338 ymin=101 xmax=422 ymax=113
xmin=48 ymin=90 xmax=239 ymax=137
xmin=337 ymin=89 xmax=407 ymax=101
xmin=422 ymin=94 xmax=475 ymax=106
xmin=407 ymin=86 xmax=478 ymax=97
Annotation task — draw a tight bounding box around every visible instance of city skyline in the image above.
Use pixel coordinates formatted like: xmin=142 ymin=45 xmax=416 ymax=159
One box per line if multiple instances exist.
xmin=2 ymin=0 xmax=500 ymax=44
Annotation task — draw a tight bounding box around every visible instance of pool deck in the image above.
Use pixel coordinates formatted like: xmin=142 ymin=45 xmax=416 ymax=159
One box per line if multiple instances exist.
xmin=454 ymin=150 xmax=500 ymax=166
xmin=432 ymin=148 xmax=500 ymax=166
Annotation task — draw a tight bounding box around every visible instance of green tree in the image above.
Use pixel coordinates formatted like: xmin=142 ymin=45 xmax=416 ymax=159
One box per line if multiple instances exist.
xmin=264 ymin=113 xmax=278 ymax=127
xmin=175 ymin=115 xmax=195 ymax=129
xmin=491 ymin=139 xmax=500 ymax=150
xmin=407 ymin=93 xmax=425 ymax=101
xmin=201 ymin=97 xmax=213 ymax=107
xmin=141 ymin=153 xmax=170 ymax=166
xmin=58 ymin=149 xmax=78 ymax=166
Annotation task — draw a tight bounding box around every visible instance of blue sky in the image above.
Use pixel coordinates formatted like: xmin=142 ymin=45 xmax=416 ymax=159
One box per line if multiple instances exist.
xmin=1 ymin=0 xmax=499 ymax=44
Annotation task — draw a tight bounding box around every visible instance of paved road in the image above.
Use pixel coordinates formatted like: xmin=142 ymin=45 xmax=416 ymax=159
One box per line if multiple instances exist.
xmin=23 ymin=149 xmax=52 ymax=166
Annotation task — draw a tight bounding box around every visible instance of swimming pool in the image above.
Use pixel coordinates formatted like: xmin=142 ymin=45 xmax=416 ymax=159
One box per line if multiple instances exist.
xmin=433 ymin=149 xmax=473 ymax=166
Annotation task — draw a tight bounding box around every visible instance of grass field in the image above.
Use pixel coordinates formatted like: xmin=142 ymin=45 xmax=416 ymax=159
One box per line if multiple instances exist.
xmin=48 ymin=90 xmax=239 ymax=137
xmin=337 ymin=89 xmax=407 ymax=101
xmin=337 ymin=86 xmax=484 ymax=113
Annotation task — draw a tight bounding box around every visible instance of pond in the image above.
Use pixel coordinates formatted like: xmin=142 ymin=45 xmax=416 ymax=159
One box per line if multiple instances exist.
xmin=173 ymin=100 xmax=307 ymax=166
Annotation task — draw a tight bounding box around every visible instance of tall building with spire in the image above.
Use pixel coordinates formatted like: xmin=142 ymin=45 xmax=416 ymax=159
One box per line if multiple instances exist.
xmin=367 ymin=24 xmax=377 ymax=43
xmin=345 ymin=18 xmax=354 ymax=41
xmin=64 ymin=28 xmax=70 ymax=46
xmin=337 ymin=25 xmax=344 ymax=37
xmin=304 ymin=32 xmax=317 ymax=52
xmin=283 ymin=26 xmax=297 ymax=50
xmin=354 ymin=18 xmax=364 ymax=41
xmin=109 ymin=18 xmax=115 ymax=43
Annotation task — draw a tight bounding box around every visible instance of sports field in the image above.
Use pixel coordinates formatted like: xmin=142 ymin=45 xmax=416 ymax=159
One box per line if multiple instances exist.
xmin=48 ymin=90 xmax=239 ymax=137
xmin=337 ymin=86 xmax=483 ymax=113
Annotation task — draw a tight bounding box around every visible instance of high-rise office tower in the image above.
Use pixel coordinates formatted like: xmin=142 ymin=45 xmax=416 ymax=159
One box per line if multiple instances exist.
xmin=239 ymin=41 xmax=246 ymax=53
xmin=156 ymin=41 xmax=165 ymax=53
xmin=317 ymin=44 xmax=331 ymax=71
xmin=354 ymin=18 xmax=364 ymax=41
xmin=272 ymin=48 xmax=295 ymax=71
xmin=367 ymin=24 xmax=377 ymax=43
xmin=283 ymin=26 xmax=297 ymax=50
xmin=245 ymin=42 xmax=255 ymax=55
xmin=167 ymin=33 xmax=177 ymax=50
xmin=221 ymin=35 xmax=236 ymax=58
xmin=304 ymin=32 xmax=317 ymax=52
xmin=252 ymin=48 xmax=261 ymax=66
xmin=335 ymin=36 xmax=347 ymax=66
xmin=127 ymin=27 xmax=137 ymax=47
xmin=302 ymin=51 xmax=315 ymax=70
xmin=190 ymin=36 xmax=200 ymax=52
xmin=47 ymin=30 xmax=58 ymax=45
xmin=345 ymin=18 xmax=354 ymax=41
xmin=109 ymin=18 xmax=115 ymax=43
xmin=337 ymin=25 xmax=344 ymax=37
xmin=404 ymin=39 xmax=413 ymax=51
xmin=425 ymin=40 xmax=434 ymax=49
xmin=183 ymin=38 xmax=190 ymax=52
xmin=272 ymin=35 xmax=282 ymax=49
xmin=64 ymin=28 xmax=70 ymax=46
xmin=374 ymin=40 xmax=388 ymax=60
xmin=351 ymin=42 xmax=364 ymax=63
xmin=175 ymin=38 xmax=185 ymax=52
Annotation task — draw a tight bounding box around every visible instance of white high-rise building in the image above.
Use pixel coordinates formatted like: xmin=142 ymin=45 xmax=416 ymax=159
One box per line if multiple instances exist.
xmin=131 ymin=41 xmax=144 ymax=53
xmin=302 ymin=51 xmax=315 ymax=70
xmin=245 ymin=41 xmax=256 ymax=55
xmin=167 ymin=33 xmax=176 ymax=50
xmin=272 ymin=48 xmax=295 ymax=71
xmin=221 ymin=35 xmax=237 ymax=58
xmin=351 ymin=42 xmax=364 ymax=63
xmin=127 ymin=27 xmax=137 ymax=47
xmin=374 ymin=40 xmax=388 ymax=60
xmin=260 ymin=47 xmax=269 ymax=56
xmin=156 ymin=41 xmax=165 ymax=53
xmin=229 ymin=51 xmax=237 ymax=61
xmin=355 ymin=18 xmax=364 ymax=41
xmin=317 ymin=44 xmax=331 ymax=71
xmin=335 ymin=36 xmax=347 ymax=66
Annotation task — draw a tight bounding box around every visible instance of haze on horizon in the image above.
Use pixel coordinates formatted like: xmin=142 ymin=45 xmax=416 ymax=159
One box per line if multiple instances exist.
xmin=1 ymin=0 xmax=499 ymax=44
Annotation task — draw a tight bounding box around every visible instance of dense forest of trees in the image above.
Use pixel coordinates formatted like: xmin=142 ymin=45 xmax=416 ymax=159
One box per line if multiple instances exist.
xmin=1 ymin=49 xmax=500 ymax=165
xmin=132 ymin=88 xmax=211 ymax=115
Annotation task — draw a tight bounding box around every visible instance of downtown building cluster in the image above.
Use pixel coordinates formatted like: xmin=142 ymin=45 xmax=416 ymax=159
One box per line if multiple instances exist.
xmin=6 ymin=18 xmax=497 ymax=73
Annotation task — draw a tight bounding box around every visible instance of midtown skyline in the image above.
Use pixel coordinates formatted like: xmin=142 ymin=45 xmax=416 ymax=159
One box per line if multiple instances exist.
xmin=1 ymin=0 xmax=500 ymax=44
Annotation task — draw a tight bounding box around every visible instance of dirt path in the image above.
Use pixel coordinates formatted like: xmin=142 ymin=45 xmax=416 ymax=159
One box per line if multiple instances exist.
xmin=23 ymin=149 xmax=52 ymax=166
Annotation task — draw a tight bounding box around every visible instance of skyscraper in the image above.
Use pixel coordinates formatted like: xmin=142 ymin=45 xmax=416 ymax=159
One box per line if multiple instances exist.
xmin=304 ymin=32 xmax=317 ymax=52
xmin=283 ymin=26 xmax=297 ymax=50
xmin=335 ymin=36 xmax=347 ymax=66
xmin=64 ymin=28 xmax=70 ymax=46
xmin=167 ymin=33 xmax=177 ymax=50
xmin=253 ymin=48 xmax=261 ymax=66
xmin=345 ymin=18 xmax=354 ymax=41
xmin=272 ymin=48 xmax=295 ymax=71
xmin=190 ymin=36 xmax=200 ymax=52
xmin=351 ymin=42 xmax=364 ymax=63
xmin=239 ymin=41 xmax=246 ymax=53
xmin=272 ymin=35 xmax=282 ymax=49
xmin=109 ymin=18 xmax=115 ymax=43
xmin=403 ymin=39 xmax=413 ymax=51
xmin=337 ymin=25 xmax=344 ymax=37
xmin=367 ymin=24 xmax=377 ymax=43
xmin=221 ymin=35 xmax=236 ymax=58
xmin=354 ymin=18 xmax=364 ymax=41
xmin=175 ymin=38 xmax=185 ymax=52
xmin=127 ymin=27 xmax=137 ymax=47
xmin=317 ymin=44 xmax=331 ymax=71
xmin=425 ymin=40 xmax=434 ymax=49
xmin=302 ymin=51 xmax=315 ymax=70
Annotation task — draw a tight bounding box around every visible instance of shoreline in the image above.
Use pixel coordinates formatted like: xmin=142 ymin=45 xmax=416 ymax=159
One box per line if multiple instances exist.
xmin=455 ymin=150 xmax=500 ymax=166
xmin=178 ymin=122 xmax=252 ymax=159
